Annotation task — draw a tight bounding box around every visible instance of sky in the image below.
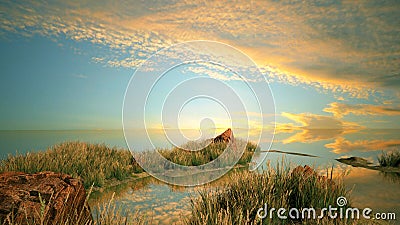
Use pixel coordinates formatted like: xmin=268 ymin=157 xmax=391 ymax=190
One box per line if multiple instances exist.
xmin=0 ymin=0 xmax=399 ymax=132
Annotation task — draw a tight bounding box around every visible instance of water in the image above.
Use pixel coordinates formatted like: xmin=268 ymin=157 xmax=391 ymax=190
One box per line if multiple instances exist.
xmin=0 ymin=129 xmax=399 ymax=223
xmin=0 ymin=130 xmax=127 ymax=158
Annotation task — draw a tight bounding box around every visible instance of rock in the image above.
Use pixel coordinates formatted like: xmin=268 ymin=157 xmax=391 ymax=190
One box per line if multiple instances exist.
xmin=0 ymin=171 xmax=92 ymax=225
xmin=336 ymin=156 xmax=372 ymax=167
xmin=213 ymin=128 xmax=234 ymax=143
xmin=291 ymin=165 xmax=317 ymax=177
xmin=291 ymin=165 xmax=335 ymax=187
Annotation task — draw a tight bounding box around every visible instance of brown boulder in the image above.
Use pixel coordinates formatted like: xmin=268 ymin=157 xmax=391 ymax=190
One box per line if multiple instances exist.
xmin=291 ymin=165 xmax=336 ymax=187
xmin=291 ymin=165 xmax=317 ymax=177
xmin=213 ymin=128 xmax=234 ymax=143
xmin=0 ymin=171 xmax=92 ymax=225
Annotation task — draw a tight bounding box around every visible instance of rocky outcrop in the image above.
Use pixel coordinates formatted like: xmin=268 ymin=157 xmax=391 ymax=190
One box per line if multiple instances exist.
xmin=336 ymin=156 xmax=372 ymax=167
xmin=336 ymin=156 xmax=400 ymax=173
xmin=213 ymin=128 xmax=233 ymax=143
xmin=0 ymin=171 xmax=92 ymax=225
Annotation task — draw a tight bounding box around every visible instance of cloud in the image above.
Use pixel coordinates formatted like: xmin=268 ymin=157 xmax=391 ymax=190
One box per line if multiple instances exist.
xmin=280 ymin=112 xmax=363 ymax=130
xmin=72 ymin=74 xmax=88 ymax=79
xmin=184 ymin=63 xmax=244 ymax=82
xmin=325 ymin=137 xmax=400 ymax=154
xmin=0 ymin=0 xmax=399 ymax=98
xmin=276 ymin=112 xmax=364 ymax=144
xmin=324 ymin=102 xmax=400 ymax=118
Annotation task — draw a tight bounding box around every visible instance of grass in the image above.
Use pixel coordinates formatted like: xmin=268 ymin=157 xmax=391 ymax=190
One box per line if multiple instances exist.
xmin=186 ymin=161 xmax=353 ymax=225
xmin=159 ymin=139 xmax=258 ymax=167
xmin=0 ymin=139 xmax=257 ymax=188
xmin=0 ymin=142 xmax=144 ymax=189
xmin=378 ymin=149 xmax=400 ymax=168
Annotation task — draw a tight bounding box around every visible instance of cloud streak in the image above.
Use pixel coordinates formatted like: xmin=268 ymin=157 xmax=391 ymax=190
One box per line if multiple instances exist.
xmin=325 ymin=137 xmax=400 ymax=154
xmin=324 ymin=102 xmax=400 ymax=118
xmin=276 ymin=112 xmax=364 ymax=144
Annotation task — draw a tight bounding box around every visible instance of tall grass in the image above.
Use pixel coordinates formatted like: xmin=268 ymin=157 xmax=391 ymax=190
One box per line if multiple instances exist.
xmin=378 ymin=149 xmax=400 ymax=168
xmin=0 ymin=142 xmax=144 ymax=188
xmin=186 ymin=161 xmax=351 ymax=225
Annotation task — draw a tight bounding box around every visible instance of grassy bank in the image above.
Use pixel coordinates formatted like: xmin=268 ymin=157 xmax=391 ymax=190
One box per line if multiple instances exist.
xmin=159 ymin=139 xmax=258 ymax=167
xmin=0 ymin=142 xmax=144 ymax=188
xmin=186 ymin=162 xmax=353 ymax=225
xmin=0 ymin=140 xmax=257 ymax=189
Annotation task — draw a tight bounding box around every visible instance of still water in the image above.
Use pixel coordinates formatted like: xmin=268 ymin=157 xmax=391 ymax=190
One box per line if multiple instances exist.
xmin=0 ymin=129 xmax=399 ymax=223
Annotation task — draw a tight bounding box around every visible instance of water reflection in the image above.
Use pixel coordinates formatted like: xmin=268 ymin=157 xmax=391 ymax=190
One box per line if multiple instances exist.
xmin=89 ymin=168 xmax=247 ymax=224
xmin=343 ymin=167 xmax=400 ymax=217
xmin=89 ymin=176 xmax=153 ymax=205
xmin=380 ymin=171 xmax=400 ymax=184
xmin=272 ymin=129 xmax=400 ymax=164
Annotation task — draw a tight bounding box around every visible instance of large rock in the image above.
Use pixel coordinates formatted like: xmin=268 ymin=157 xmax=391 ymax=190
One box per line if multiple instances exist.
xmin=0 ymin=171 xmax=92 ymax=225
xmin=213 ymin=128 xmax=234 ymax=143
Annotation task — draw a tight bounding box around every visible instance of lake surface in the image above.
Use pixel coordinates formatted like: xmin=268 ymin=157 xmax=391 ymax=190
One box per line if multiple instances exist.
xmin=0 ymin=129 xmax=399 ymax=223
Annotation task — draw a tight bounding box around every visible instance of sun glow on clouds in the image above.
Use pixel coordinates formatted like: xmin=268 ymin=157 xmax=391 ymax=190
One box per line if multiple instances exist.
xmin=324 ymin=102 xmax=400 ymax=118
xmin=1 ymin=0 xmax=399 ymax=99
xmin=1 ymin=0 xmax=400 ymax=132
xmin=275 ymin=112 xmax=364 ymax=144
xmin=325 ymin=137 xmax=400 ymax=154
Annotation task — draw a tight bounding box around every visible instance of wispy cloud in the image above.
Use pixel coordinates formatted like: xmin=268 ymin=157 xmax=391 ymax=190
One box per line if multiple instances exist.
xmin=72 ymin=74 xmax=88 ymax=79
xmin=184 ymin=63 xmax=245 ymax=82
xmin=324 ymin=102 xmax=400 ymax=118
xmin=1 ymin=0 xmax=399 ymax=98
xmin=325 ymin=137 xmax=400 ymax=154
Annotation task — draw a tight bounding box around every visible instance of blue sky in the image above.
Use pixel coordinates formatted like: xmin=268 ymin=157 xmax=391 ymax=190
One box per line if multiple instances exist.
xmin=0 ymin=36 xmax=130 ymax=129
xmin=0 ymin=0 xmax=399 ymax=132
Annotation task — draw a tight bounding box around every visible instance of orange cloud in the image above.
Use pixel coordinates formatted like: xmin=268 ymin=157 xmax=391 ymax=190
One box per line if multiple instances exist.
xmin=324 ymin=102 xmax=400 ymax=118
xmin=276 ymin=112 xmax=364 ymax=144
xmin=1 ymin=0 xmax=399 ymax=98
xmin=280 ymin=112 xmax=362 ymax=130
xmin=325 ymin=137 xmax=400 ymax=154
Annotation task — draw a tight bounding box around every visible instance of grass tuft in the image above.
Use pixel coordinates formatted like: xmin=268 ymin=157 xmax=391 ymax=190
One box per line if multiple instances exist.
xmin=378 ymin=149 xmax=400 ymax=168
